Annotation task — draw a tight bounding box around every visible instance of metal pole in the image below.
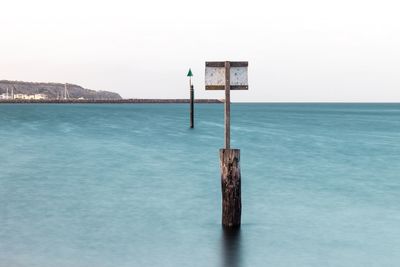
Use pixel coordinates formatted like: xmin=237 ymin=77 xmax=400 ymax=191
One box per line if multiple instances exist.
xmin=190 ymin=84 xmax=194 ymax=128
xmin=224 ymin=61 xmax=231 ymax=149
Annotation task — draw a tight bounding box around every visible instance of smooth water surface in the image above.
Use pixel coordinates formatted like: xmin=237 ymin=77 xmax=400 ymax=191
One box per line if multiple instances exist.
xmin=1 ymin=103 xmax=400 ymax=267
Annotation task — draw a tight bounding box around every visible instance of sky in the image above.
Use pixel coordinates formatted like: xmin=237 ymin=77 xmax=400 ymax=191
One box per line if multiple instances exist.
xmin=0 ymin=0 xmax=399 ymax=102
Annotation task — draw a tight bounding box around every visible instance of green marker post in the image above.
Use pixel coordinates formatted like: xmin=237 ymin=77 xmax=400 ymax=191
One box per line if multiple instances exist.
xmin=187 ymin=68 xmax=194 ymax=128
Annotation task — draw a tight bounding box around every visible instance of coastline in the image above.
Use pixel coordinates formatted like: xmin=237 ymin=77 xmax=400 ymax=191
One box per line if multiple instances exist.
xmin=0 ymin=99 xmax=223 ymax=104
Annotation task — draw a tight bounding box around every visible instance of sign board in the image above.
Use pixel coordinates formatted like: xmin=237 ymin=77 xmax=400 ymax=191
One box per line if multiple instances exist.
xmin=205 ymin=61 xmax=248 ymax=90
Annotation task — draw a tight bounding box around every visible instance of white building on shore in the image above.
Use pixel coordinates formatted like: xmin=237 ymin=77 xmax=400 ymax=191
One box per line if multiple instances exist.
xmin=0 ymin=93 xmax=9 ymax=99
xmin=13 ymin=94 xmax=33 ymax=99
xmin=12 ymin=93 xmax=48 ymax=100
xmin=34 ymin=94 xmax=48 ymax=100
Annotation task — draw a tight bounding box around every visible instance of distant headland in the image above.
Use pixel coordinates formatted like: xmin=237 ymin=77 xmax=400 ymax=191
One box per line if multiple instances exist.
xmin=0 ymin=80 xmax=223 ymax=104
xmin=0 ymin=80 xmax=122 ymax=100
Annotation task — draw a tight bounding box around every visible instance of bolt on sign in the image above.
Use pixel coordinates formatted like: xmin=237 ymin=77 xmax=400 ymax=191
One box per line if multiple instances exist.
xmin=205 ymin=61 xmax=248 ymax=90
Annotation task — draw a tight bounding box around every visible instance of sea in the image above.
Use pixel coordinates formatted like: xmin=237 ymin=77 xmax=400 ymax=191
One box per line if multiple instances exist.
xmin=0 ymin=103 xmax=399 ymax=267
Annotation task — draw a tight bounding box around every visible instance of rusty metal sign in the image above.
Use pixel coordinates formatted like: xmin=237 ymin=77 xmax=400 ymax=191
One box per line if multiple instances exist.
xmin=205 ymin=61 xmax=248 ymax=90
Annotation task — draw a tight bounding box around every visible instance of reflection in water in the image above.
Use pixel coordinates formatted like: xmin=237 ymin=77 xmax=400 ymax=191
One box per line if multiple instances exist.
xmin=221 ymin=227 xmax=242 ymax=267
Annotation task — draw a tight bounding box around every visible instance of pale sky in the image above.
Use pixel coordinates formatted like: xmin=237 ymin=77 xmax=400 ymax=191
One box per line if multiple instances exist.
xmin=1 ymin=0 xmax=399 ymax=102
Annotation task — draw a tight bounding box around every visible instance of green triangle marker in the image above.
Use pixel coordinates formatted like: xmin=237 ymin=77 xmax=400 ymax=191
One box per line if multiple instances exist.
xmin=187 ymin=68 xmax=193 ymax=77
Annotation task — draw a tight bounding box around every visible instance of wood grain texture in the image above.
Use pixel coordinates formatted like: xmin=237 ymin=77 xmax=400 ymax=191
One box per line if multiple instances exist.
xmin=205 ymin=85 xmax=248 ymax=90
xmin=206 ymin=61 xmax=248 ymax=67
xmin=220 ymin=148 xmax=241 ymax=227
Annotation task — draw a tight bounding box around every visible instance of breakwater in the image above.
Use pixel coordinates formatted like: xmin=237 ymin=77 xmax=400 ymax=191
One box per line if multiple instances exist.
xmin=0 ymin=99 xmax=223 ymax=104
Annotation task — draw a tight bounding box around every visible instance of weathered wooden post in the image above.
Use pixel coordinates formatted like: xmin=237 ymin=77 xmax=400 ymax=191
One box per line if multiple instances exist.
xmin=187 ymin=68 xmax=194 ymax=128
xmin=205 ymin=61 xmax=248 ymax=228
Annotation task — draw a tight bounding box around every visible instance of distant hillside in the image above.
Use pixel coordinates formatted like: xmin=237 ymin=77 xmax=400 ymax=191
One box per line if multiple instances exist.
xmin=0 ymin=80 xmax=122 ymax=100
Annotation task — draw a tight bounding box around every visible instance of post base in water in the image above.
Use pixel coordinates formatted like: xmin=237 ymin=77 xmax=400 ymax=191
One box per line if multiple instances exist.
xmin=220 ymin=148 xmax=241 ymax=227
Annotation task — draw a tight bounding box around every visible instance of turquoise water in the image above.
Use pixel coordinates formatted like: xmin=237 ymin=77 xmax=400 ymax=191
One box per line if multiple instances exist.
xmin=1 ymin=103 xmax=400 ymax=267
